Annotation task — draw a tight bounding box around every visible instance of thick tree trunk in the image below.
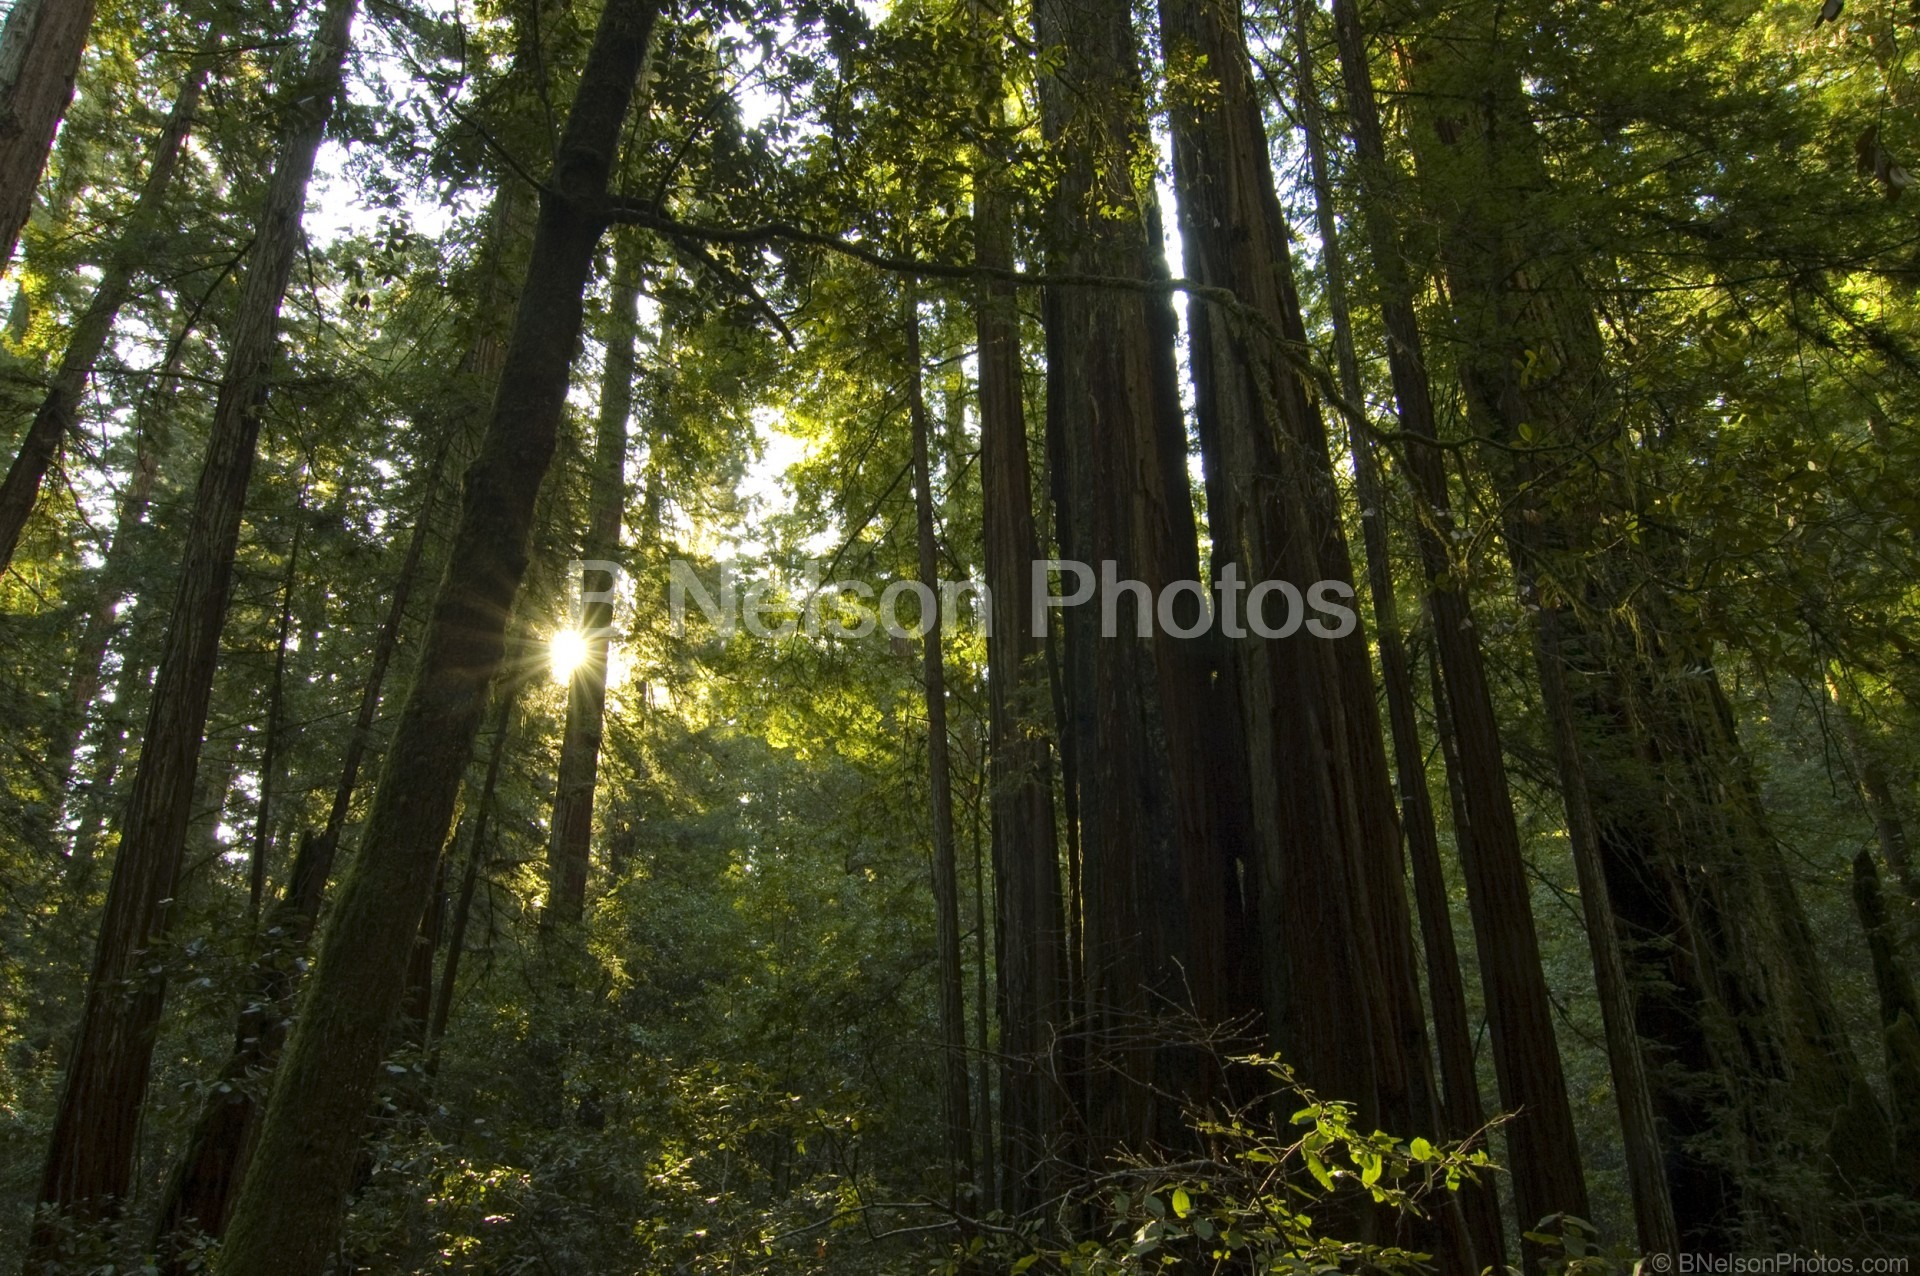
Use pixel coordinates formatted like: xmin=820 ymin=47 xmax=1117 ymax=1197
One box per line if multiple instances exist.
xmin=1290 ymin=14 xmax=1503 ymax=1266
xmin=215 ymin=3 xmax=659 ymax=1268
xmin=0 ymin=0 xmax=98 ymax=274
xmin=1157 ymin=0 xmax=1439 ymax=1200
xmin=147 ymin=423 xmax=450 ymax=1271
xmin=0 ymin=53 xmax=206 ymax=572
xmin=968 ymin=1 xmax=1067 ymax=1213
xmin=24 ymin=2 xmax=359 ymax=1260
xmin=546 ymin=233 xmax=640 ymax=926
xmin=1033 ymin=0 xmax=1248 ymax=1158
xmin=906 ymin=297 xmax=975 ymax=1192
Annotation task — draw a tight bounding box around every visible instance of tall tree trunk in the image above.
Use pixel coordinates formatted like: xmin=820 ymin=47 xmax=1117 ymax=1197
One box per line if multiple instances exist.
xmin=24 ymin=2 xmax=359 ymax=1259
xmin=0 ymin=52 xmax=207 ymax=571
xmin=1316 ymin=0 xmax=1609 ymax=1248
xmin=1395 ymin=0 xmax=1889 ymax=1243
xmin=545 ymin=232 xmax=641 ymax=926
xmin=968 ymin=0 xmax=1067 ymax=1213
xmin=0 ymin=0 xmax=98 ymax=274
xmin=967 ymin=762 xmax=996 ymax=1209
xmin=215 ymin=3 xmax=659 ymax=1268
xmin=248 ymin=490 xmax=304 ymax=920
xmin=148 ymin=451 xmax=447 ymax=1266
xmin=1849 ymin=849 xmax=1920 ymax=1193
xmin=907 ymin=295 xmax=975 ymax=1193
xmin=1289 ymin=13 xmax=1503 ymax=1265
xmin=429 ymin=689 xmax=521 ymax=1064
xmin=1033 ymin=0 xmax=1246 ymax=1157
xmin=1157 ymin=0 xmax=1440 ymax=1210
xmin=53 ymin=320 xmax=186 ymax=887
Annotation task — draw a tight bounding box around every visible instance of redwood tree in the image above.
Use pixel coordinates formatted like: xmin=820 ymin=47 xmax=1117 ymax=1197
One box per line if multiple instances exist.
xmin=216 ymin=1 xmax=662 ymax=1267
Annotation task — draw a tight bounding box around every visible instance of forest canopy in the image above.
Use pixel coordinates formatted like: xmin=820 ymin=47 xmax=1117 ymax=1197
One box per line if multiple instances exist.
xmin=1 ymin=0 xmax=1918 ymax=1271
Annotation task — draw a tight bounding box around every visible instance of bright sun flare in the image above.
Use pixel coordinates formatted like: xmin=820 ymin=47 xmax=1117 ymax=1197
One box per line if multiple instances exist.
xmin=549 ymin=630 xmax=590 ymax=684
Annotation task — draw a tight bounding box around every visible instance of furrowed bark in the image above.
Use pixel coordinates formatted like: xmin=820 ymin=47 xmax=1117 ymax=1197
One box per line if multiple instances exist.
xmin=25 ymin=2 xmax=359 ymax=1260
xmin=1290 ymin=9 xmax=1502 ymax=1264
xmin=968 ymin=0 xmax=1066 ymax=1214
xmin=1034 ymin=0 xmax=1246 ymax=1156
xmin=1159 ymin=0 xmax=1436 ymax=1190
xmin=0 ymin=0 xmax=99 ymax=273
xmin=1321 ymin=0 xmax=1605 ymax=1249
xmin=215 ymin=2 xmax=660 ymax=1267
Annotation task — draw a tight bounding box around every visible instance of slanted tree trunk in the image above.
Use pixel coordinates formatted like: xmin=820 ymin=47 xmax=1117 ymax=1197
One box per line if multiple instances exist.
xmin=24 ymin=2 xmax=359 ymax=1260
xmin=906 ymin=295 xmax=974 ymax=1193
xmin=1316 ymin=0 xmax=1610 ymax=1250
xmin=147 ymin=436 xmax=450 ymax=1271
xmin=216 ymin=4 xmax=660 ymax=1268
xmin=546 ymin=232 xmax=641 ymax=926
xmin=0 ymin=0 xmax=98 ymax=273
xmin=967 ymin=0 xmax=1067 ymax=1214
xmin=1395 ymin=0 xmax=1888 ymax=1242
xmin=1289 ymin=13 xmax=1502 ymax=1266
xmin=0 ymin=51 xmax=207 ymax=571
xmin=52 ymin=321 xmax=186 ymax=887
xmin=429 ymin=689 xmax=521 ymax=1064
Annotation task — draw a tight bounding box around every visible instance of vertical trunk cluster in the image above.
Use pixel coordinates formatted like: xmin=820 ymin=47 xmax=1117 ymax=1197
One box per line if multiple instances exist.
xmin=547 ymin=232 xmax=642 ymax=926
xmin=1394 ymin=0 xmax=1892 ymax=1245
xmin=1312 ymin=0 xmax=1644 ymax=1253
xmin=1030 ymin=0 xmax=1249 ymax=1155
xmin=1290 ymin=9 xmax=1505 ymax=1264
xmin=906 ymin=297 xmax=976 ymax=1192
xmin=26 ymin=1 xmax=359 ymax=1261
xmin=1155 ymin=0 xmax=1446 ymax=1209
xmin=969 ymin=2 xmax=1067 ymax=1212
xmin=0 ymin=0 xmax=98 ymax=272
xmin=216 ymin=2 xmax=660 ymax=1268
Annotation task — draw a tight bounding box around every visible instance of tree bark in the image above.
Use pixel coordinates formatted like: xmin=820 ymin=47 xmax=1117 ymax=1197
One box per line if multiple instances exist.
xmin=429 ymin=689 xmax=521 ymax=1064
xmin=215 ymin=2 xmax=659 ymax=1267
xmin=907 ymin=295 xmax=975 ymax=1192
xmin=967 ymin=0 xmax=1067 ymax=1213
xmin=1395 ymin=0 xmax=1888 ymax=1241
xmin=146 ymin=349 xmax=456 ymax=1276
xmin=24 ymin=2 xmax=359 ymax=1259
xmin=52 ymin=320 xmax=187 ymax=888
xmin=0 ymin=0 xmax=98 ymax=274
xmin=248 ymin=491 xmax=304 ymax=920
xmin=0 ymin=51 xmax=207 ymax=572
xmin=1157 ymin=0 xmax=1439 ymax=1198
xmin=546 ymin=232 xmax=641 ymax=926
xmin=1033 ymin=0 xmax=1248 ymax=1157
xmin=1289 ymin=12 xmax=1503 ymax=1265
xmin=1318 ymin=0 xmax=1605 ymax=1248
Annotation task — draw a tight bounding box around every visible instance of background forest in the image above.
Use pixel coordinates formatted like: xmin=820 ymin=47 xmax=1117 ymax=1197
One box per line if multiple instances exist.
xmin=1 ymin=0 xmax=1918 ymax=1270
